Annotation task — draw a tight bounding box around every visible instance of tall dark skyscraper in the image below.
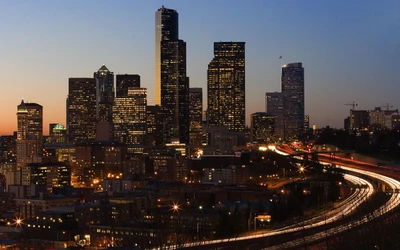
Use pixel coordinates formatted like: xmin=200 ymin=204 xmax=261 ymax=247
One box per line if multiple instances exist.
xmin=146 ymin=105 xmax=171 ymax=146
xmin=266 ymin=92 xmax=284 ymax=140
xmin=116 ymin=74 xmax=141 ymax=98
xmin=155 ymin=6 xmax=179 ymax=105
xmin=155 ymin=6 xmax=189 ymax=143
xmin=281 ymin=62 xmax=305 ymax=140
xmin=94 ymin=65 xmax=114 ymax=123
xmin=67 ymin=78 xmax=97 ymax=143
xmin=189 ymin=88 xmax=203 ymax=145
xmin=208 ymin=42 xmax=246 ymax=132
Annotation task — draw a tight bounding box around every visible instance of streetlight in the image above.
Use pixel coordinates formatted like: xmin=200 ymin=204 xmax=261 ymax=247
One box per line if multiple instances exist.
xmin=171 ymin=203 xmax=181 ymax=213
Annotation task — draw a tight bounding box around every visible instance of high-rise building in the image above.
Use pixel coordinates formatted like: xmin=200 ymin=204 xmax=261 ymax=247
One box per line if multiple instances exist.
xmin=146 ymin=105 xmax=172 ymax=146
xmin=17 ymin=100 xmax=43 ymax=141
xmin=155 ymin=7 xmax=189 ymax=144
xmin=116 ymin=74 xmax=141 ymax=98
xmin=112 ymin=88 xmax=147 ymax=145
xmin=94 ymin=65 xmax=114 ymax=123
xmin=189 ymin=88 xmax=203 ymax=145
xmin=67 ymin=78 xmax=97 ymax=143
xmin=49 ymin=124 xmax=67 ymax=143
xmin=155 ymin=6 xmax=179 ymax=105
xmin=281 ymin=62 xmax=305 ymax=141
xmin=265 ymin=92 xmax=284 ymax=140
xmin=250 ymin=112 xmax=276 ymax=143
xmin=16 ymin=100 xmax=43 ymax=172
xmin=208 ymin=42 xmax=245 ymax=132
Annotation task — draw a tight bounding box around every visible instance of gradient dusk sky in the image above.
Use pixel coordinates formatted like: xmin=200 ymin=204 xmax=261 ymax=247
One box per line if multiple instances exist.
xmin=1 ymin=0 xmax=399 ymax=135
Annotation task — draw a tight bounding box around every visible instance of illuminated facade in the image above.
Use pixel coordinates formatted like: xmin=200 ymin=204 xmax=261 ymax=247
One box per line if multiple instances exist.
xmin=281 ymin=62 xmax=305 ymax=141
xmin=112 ymin=88 xmax=147 ymax=145
xmin=16 ymin=100 xmax=43 ymax=171
xmin=94 ymin=65 xmax=114 ymax=123
xmin=67 ymin=78 xmax=97 ymax=143
xmin=27 ymin=162 xmax=71 ymax=192
xmin=155 ymin=6 xmax=179 ymax=105
xmin=189 ymin=88 xmax=203 ymax=145
xmin=160 ymin=40 xmax=189 ymax=143
xmin=265 ymin=92 xmax=284 ymax=140
xmin=207 ymin=42 xmax=246 ymax=132
xmin=250 ymin=112 xmax=276 ymax=143
xmin=116 ymin=74 xmax=140 ymax=98
xmin=49 ymin=123 xmax=67 ymax=143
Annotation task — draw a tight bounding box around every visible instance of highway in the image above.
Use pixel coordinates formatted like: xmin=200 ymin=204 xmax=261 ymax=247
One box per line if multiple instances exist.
xmin=152 ymin=146 xmax=400 ymax=250
xmin=262 ymin=146 xmax=400 ymax=249
xmin=158 ymin=156 xmax=376 ymax=249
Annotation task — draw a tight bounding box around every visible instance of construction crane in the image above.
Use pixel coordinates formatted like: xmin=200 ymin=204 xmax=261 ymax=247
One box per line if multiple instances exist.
xmin=344 ymin=101 xmax=358 ymax=110
xmin=378 ymin=103 xmax=393 ymax=111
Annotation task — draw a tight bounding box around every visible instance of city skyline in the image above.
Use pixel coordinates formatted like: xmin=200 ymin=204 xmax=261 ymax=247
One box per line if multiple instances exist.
xmin=1 ymin=0 xmax=400 ymax=135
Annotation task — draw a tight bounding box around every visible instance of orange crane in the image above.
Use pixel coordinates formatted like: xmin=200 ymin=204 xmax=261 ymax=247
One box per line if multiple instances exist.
xmin=344 ymin=101 xmax=358 ymax=110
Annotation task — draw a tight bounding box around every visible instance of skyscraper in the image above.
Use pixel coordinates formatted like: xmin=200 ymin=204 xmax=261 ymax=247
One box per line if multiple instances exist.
xmin=112 ymin=88 xmax=147 ymax=145
xmin=16 ymin=100 xmax=43 ymax=180
xmin=189 ymin=88 xmax=203 ymax=145
xmin=146 ymin=105 xmax=172 ymax=146
xmin=155 ymin=6 xmax=179 ymax=105
xmin=67 ymin=78 xmax=97 ymax=143
xmin=156 ymin=7 xmax=189 ymax=143
xmin=281 ymin=62 xmax=305 ymax=141
xmin=265 ymin=92 xmax=284 ymax=140
xmin=17 ymin=101 xmax=43 ymax=142
xmin=94 ymin=65 xmax=114 ymax=123
xmin=208 ymin=42 xmax=245 ymax=132
xmin=116 ymin=74 xmax=141 ymax=98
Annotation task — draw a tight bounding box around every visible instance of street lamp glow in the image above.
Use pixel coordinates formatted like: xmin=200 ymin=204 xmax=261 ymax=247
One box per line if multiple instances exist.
xmin=171 ymin=203 xmax=181 ymax=212
xmin=299 ymin=167 xmax=305 ymax=172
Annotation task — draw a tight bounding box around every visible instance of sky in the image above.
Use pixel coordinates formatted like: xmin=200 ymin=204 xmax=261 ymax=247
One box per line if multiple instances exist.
xmin=1 ymin=0 xmax=399 ymax=135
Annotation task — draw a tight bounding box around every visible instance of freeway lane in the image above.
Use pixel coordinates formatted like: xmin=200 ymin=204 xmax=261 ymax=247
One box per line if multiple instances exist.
xmin=261 ymin=147 xmax=400 ymax=249
xmin=158 ymin=167 xmax=373 ymax=249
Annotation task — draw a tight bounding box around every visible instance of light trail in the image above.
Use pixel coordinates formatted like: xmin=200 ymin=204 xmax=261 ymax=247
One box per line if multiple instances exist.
xmin=155 ymin=146 xmax=400 ymax=250
xmin=155 ymin=168 xmax=373 ymax=249
xmin=261 ymin=151 xmax=400 ymax=249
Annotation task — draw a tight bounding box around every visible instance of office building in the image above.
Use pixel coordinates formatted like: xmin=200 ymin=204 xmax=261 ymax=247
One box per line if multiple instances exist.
xmin=16 ymin=100 xmax=43 ymax=171
xmin=67 ymin=78 xmax=97 ymax=143
xmin=265 ymin=92 xmax=284 ymax=140
xmin=250 ymin=112 xmax=276 ymax=143
xmin=155 ymin=6 xmax=179 ymax=105
xmin=94 ymin=65 xmax=114 ymax=123
xmin=113 ymin=88 xmax=147 ymax=145
xmin=189 ymin=88 xmax=203 ymax=145
xmin=146 ymin=105 xmax=172 ymax=146
xmin=350 ymin=110 xmax=369 ymax=130
xmin=116 ymin=74 xmax=141 ymax=98
xmin=208 ymin=42 xmax=245 ymax=132
xmin=49 ymin=123 xmax=67 ymax=143
xmin=0 ymin=134 xmax=17 ymax=164
xmin=156 ymin=7 xmax=189 ymax=143
xmin=281 ymin=62 xmax=305 ymax=141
